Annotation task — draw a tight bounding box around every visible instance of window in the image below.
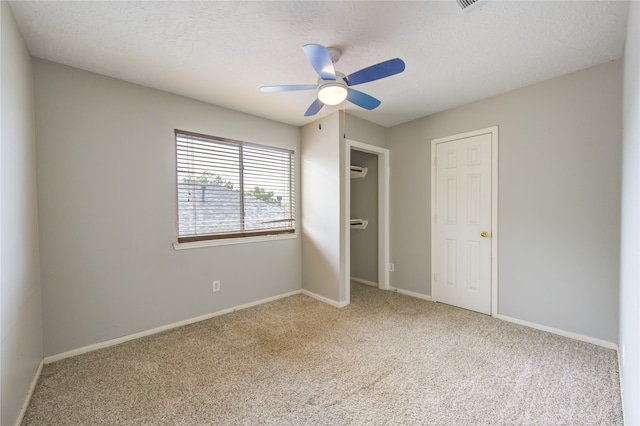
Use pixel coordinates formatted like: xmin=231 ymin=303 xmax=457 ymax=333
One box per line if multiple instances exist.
xmin=175 ymin=129 xmax=295 ymax=243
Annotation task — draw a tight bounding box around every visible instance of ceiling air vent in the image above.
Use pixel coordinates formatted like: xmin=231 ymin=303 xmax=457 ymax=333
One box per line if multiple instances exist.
xmin=456 ymin=0 xmax=487 ymax=12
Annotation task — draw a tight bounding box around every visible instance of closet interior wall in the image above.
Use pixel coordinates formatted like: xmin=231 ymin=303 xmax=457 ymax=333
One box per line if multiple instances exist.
xmin=350 ymin=149 xmax=379 ymax=286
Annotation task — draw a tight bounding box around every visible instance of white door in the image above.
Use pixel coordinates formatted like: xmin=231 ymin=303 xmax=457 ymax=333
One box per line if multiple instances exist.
xmin=433 ymin=132 xmax=493 ymax=314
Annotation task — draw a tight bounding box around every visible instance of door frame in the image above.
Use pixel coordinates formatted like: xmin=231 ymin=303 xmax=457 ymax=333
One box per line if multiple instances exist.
xmin=342 ymin=139 xmax=390 ymax=305
xmin=430 ymin=126 xmax=499 ymax=316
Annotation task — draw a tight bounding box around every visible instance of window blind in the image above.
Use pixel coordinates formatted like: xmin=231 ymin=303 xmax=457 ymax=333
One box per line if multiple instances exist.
xmin=175 ymin=129 xmax=295 ymax=242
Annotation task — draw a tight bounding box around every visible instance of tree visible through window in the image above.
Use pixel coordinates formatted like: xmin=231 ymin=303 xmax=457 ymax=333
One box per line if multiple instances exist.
xmin=175 ymin=130 xmax=295 ymax=242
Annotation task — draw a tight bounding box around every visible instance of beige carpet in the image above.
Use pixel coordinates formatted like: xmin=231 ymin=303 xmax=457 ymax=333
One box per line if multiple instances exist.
xmin=23 ymin=283 xmax=622 ymax=425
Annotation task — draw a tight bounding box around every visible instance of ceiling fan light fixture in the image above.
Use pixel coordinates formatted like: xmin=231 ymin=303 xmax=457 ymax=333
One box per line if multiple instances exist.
xmin=318 ymin=82 xmax=348 ymax=105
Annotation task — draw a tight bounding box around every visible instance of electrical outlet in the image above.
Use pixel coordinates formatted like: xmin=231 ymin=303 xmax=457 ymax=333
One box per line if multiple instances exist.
xmin=389 ymin=263 xmax=395 ymax=272
xmin=212 ymin=280 xmax=221 ymax=292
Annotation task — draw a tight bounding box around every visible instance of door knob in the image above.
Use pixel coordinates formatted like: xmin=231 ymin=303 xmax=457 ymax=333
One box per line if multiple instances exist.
xmin=481 ymin=231 xmax=489 ymax=237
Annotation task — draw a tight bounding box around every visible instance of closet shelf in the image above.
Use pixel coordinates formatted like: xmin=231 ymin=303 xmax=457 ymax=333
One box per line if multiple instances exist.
xmin=350 ymin=218 xmax=368 ymax=230
xmin=350 ymin=165 xmax=368 ymax=179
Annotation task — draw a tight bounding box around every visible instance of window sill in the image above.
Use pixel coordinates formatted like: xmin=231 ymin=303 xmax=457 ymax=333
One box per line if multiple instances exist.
xmin=173 ymin=232 xmax=298 ymax=250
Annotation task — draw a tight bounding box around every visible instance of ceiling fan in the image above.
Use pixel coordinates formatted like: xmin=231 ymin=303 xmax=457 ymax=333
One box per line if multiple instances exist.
xmin=260 ymin=44 xmax=406 ymax=117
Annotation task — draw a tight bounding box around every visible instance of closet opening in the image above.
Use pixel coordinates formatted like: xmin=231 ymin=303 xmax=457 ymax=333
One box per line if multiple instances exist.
xmin=345 ymin=140 xmax=390 ymax=303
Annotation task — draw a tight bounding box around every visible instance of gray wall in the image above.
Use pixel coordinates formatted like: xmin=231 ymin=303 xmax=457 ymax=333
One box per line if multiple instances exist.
xmin=301 ymin=114 xmax=342 ymax=302
xmin=342 ymin=114 xmax=388 ymax=149
xmin=1 ymin=3 xmax=44 ymax=425
xmin=350 ymin=150 xmax=378 ymax=284
xmin=388 ymin=60 xmax=622 ymax=343
xmin=33 ymin=59 xmax=302 ymax=357
xmin=619 ymin=2 xmax=640 ymax=423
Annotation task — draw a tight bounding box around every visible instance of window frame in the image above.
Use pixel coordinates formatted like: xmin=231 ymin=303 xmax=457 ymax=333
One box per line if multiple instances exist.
xmin=174 ymin=129 xmax=296 ymax=247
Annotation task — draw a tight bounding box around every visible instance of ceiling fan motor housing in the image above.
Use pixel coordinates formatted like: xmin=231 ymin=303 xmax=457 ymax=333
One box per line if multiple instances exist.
xmin=326 ymin=47 xmax=342 ymax=64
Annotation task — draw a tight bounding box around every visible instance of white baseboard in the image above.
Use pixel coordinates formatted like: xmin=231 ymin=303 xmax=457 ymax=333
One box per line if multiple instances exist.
xmin=16 ymin=359 xmax=43 ymax=426
xmin=386 ymin=289 xmax=615 ymax=350
xmin=301 ymin=289 xmax=349 ymax=308
xmin=350 ymin=277 xmax=378 ymax=287
xmin=44 ymin=289 xmax=302 ymax=364
xmin=495 ymin=314 xmax=618 ymax=350
xmin=390 ymin=286 xmax=433 ymax=301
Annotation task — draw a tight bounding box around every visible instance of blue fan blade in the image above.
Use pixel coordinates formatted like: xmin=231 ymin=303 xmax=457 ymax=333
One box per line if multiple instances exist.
xmin=304 ymin=98 xmax=324 ymax=116
xmin=346 ymin=58 xmax=405 ymax=86
xmin=347 ymin=89 xmax=381 ymax=110
xmin=261 ymin=85 xmax=317 ymax=92
xmin=303 ymin=44 xmax=336 ymax=80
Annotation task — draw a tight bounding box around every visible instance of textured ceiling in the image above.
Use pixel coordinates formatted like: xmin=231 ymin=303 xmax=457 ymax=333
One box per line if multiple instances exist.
xmin=8 ymin=1 xmax=629 ymax=128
